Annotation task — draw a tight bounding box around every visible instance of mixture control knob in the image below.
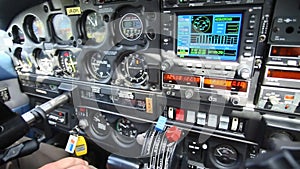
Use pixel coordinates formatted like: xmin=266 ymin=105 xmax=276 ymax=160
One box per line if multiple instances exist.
xmin=237 ymin=65 xmax=251 ymax=79
xmin=185 ymin=89 xmax=194 ymax=99
xmin=161 ymin=59 xmax=174 ymax=71
xmin=166 ymin=126 xmax=182 ymax=142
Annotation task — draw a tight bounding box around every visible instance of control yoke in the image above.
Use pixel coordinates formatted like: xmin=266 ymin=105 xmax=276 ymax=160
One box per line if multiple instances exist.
xmin=0 ymin=93 xmax=70 ymax=164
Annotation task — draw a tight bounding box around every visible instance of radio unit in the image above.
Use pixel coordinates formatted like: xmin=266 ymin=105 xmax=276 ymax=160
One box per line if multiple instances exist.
xmin=161 ymin=6 xmax=262 ymax=80
xmin=267 ymin=45 xmax=300 ymax=67
xmin=162 ymin=0 xmax=265 ymax=8
xmin=160 ymin=5 xmax=263 ymax=106
xmin=257 ymin=44 xmax=300 ymax=113
xmin=162 ymin=73 xmax=250 ymax=106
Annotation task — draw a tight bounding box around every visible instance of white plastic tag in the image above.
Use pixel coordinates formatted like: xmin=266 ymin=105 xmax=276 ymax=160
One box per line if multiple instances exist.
xmin=65 ymin=134 xmax=78 ymax=153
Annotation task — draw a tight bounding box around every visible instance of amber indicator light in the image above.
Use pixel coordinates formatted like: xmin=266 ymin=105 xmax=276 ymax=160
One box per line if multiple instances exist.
xmin=203 ymin=78 xmax=248 ymax=92
xmin=284 ymin=95 xmax=294 ymax=100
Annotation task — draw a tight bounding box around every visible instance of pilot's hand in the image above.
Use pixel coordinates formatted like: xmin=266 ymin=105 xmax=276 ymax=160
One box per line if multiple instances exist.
xmin=39 ymin=157 xmax=90 ymax=169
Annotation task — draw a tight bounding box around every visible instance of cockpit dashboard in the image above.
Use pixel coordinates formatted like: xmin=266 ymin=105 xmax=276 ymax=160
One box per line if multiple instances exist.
xmin=1 ymin=0 xmax=300 ymax=168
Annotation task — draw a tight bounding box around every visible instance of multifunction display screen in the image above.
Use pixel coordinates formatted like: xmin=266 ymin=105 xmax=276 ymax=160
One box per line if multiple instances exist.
xmin=177 ymin=13 xmax=243 ymax=61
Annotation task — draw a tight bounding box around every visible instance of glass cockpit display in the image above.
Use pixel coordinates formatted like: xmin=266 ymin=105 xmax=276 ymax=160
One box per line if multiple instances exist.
xmin=177 ymin=13 xmax=242 ymax=61
xmin=52 ymin=14 xmax=73 ymax=41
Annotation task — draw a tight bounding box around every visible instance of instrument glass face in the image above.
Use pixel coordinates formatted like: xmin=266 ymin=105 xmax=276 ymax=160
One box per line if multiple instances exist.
xmin=84 ymin=11 xmax=106 ymax=43
xmin=52 ymin=14 xmax=73 ymax=41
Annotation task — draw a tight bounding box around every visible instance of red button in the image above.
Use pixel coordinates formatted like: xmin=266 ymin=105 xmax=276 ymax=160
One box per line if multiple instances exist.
xmin=166 ymin=126 xmax=182 ymax=142
xmin=175 ymin=109 xmax=185 ymax=121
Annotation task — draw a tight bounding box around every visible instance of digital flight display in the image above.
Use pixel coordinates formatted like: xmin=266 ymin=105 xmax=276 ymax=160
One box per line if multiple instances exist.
xmin=177 ymin=13 xmax=243 ymax=61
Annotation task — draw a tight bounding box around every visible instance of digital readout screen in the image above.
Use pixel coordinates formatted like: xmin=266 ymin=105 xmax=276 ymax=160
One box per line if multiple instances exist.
xmin=267 ymin=69 xmax=300 ymax=80
xmin=163 ymin=73 xmax=201 ymax=87
xmin=271 ymin=46 xmax=300 ymax=57
xmin=203 ymin=78 xmax=248 ymax=92
xmin=177 ymin=13 xmax=243 ymax=61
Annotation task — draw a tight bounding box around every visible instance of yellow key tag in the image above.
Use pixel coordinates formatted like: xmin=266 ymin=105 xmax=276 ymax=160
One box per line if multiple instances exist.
xmin=75 ymin=136 xmax=87 ymax=156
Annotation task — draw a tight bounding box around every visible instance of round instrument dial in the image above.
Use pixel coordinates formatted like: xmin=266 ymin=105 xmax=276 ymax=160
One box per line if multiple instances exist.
xmin=34 ymin=49 xmax=53 ymax=74
xmin=84 ymin=11 xmax=106 ymax=43
xmin=213 ymin=145 xmax=239 ymax=167
xmin=52 ymin=14 xmax=73 ymax=41
xmin=12 ymin=26 xmax=25 ymax=44
xmin=192 ymin=16 xmax=211 ymax=33
xmin=91 ymin=112 xmax=109 ymax=136
xmin=58 ymin=50 xmax=77 ymax=77
xmin=120 ymin=53 xmax=148 ymax=84
xmin=20 ymin=51 xmax=35 ymax=71
xmin=88 ymin=52 xmax=112 ymax=82
xmin=116 ymin=118 xmax=138 ymax=138
xmin=24 ymin=15 xmax=46 ymax=43
xmin=119 ymin=13 xmax=143 ymax=41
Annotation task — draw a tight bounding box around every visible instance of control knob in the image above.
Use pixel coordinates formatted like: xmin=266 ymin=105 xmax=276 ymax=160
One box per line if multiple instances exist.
xmin=78 ymin=119 xmax=89 ymax=130
xmin=237 ymin=65 xmax=251 ymax=79
xmin=185 ymin=89 xmax=194 ymax=99
xmin=161 ymin=59 xmax=174 ymax=71
xmin=230 ymin=96 xmax=240 ymax=106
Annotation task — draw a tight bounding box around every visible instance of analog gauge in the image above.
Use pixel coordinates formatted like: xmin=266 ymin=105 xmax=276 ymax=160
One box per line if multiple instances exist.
xmin=19 ymin=50 xmax=36 ymax=72
xmin=58 ymin=50 xmax=77 ymax=77
xmin=192 ymin=16 xmax=212 ymax=33
xmin=88 ymin=52 xmax=112 ymax=82
xmin=34 ymin=49 xmax=53 ymax=74
xmin=120 ymin=53 xmax=148 ymax=84
xmin=213 ymin=145 xmax=239 ymax=166
xmin=24 ymin=15 xmax=46 ymax=43
xmin=84 ymin=11 xmax=106 ymax=43
xmin=119 ymin=13 xmax=143 ymax=41
xmin=12 ymin=25 xmax=25 ymax=44
xmin=52 ymin=14 xmax=73 ymax=41
xmin=116 ymin=118 xmax=138 ymax=138
xmin=91 ymin=112 xmax=109 ymax=136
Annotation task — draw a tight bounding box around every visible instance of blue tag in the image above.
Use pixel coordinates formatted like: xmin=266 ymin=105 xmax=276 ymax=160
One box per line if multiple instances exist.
xmin=155 ymin=116 xmax=167 ymax=132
